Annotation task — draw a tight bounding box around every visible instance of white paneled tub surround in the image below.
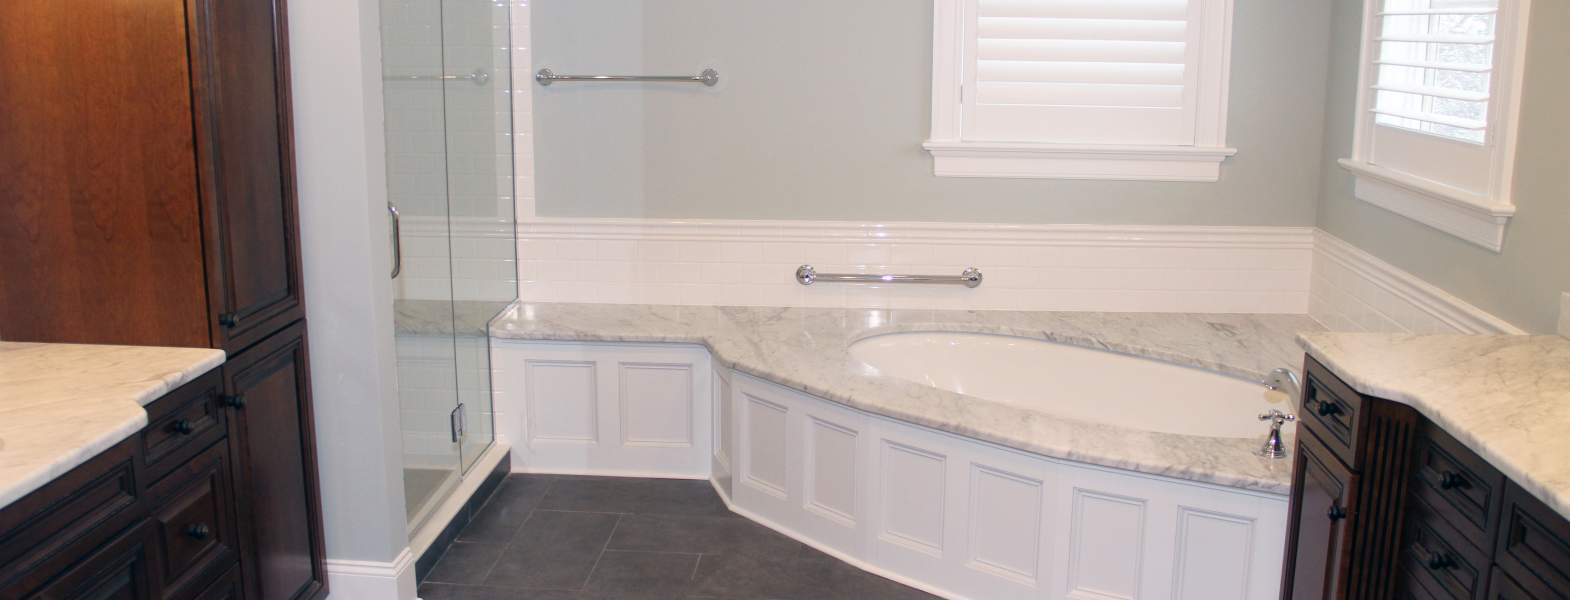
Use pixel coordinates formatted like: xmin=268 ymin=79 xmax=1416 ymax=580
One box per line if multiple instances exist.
xmin=493 ymin=339 xmax=1288 ymax=600
xmin=490 ymin=304 xmax=1314 ymax=599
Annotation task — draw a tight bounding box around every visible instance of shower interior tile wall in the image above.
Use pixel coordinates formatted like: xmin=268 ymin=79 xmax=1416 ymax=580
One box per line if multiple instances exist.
xmin=383 ymin=0 xmax=518 ymax=302
xmin=399 ymin=333 xmax=495 ymax=463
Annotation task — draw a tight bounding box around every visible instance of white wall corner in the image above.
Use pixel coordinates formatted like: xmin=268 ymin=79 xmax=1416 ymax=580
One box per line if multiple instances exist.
xmin=325 ymin=548 xmax=417 ymax=600
xmin=1309 ymin=230 xmax=1524 ymax=335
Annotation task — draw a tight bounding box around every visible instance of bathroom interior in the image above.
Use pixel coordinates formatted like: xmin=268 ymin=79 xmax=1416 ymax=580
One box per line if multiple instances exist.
xmin=1 ymin=0 xmax=1567 ymax=598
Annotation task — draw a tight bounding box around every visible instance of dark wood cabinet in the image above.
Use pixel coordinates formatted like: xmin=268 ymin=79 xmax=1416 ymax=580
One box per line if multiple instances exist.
xmin=1281 ymin=357 xmax=1570 ymax=600
xmin=1283 ymin=434 xmax=1359 ymax=599
xmin=0 ymin=0 xmax=323 ymax=596
xmin=26 ymin=521 xmax=163 ymax=600
xmin=187 ymin=0 xmax=304 ymax=355
xmin=0 ymin=0 xmax=304 ymax=357
xmin=223 ymin=323 xmax=326 ymax=600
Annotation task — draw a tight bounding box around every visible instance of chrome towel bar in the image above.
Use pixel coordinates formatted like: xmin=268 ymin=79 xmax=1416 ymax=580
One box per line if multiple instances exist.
xmin=535 ymin=67 xmax=719 ymax=87
xmin=795 ymin=265 xmax=983 ymax=288
xmin=383 ymin=68 xmax=491 ymax=86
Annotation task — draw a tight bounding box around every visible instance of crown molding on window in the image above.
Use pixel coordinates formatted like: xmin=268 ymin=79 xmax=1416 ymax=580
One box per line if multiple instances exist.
xmin=1339 ymin=159 xmax=1515 ymax=252
xmin=922 ymin=141 xmax=1237 ymax=182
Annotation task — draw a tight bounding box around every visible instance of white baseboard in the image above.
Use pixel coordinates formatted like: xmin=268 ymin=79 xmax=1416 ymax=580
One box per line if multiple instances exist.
xmin=516 ymin=218 xmax=1314 ymax=314
xmin=325 ymin=547 xmax=416 ymax=600
xmin=1310 ymin=231 xmax=1523 ymax=334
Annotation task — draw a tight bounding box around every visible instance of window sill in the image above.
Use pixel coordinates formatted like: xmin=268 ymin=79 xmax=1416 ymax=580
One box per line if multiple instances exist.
xmin=922 ymin=141 xmax=1237 ymax=182
xmin=1338 ymin=159 xmax=1515 ymax=252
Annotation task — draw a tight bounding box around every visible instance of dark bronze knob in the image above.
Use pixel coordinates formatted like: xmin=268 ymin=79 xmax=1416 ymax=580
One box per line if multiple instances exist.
xmin=1439 ymin=471 xmax=1470 ymax=490
xmin=1426 ymin=551 xmax=1456 ymax=570
xmin=185 ymin=523 xmax=211 ymax=540
xmin=1317 ymin=401 xmax=1343 ymax=417
xmin=221 ymin=394 xmax=246 ymax=409
xmin=218 ymin=313 xmax=240 ymax=328
xmin=1327 ymin=504 xmax=1347 ymax=521
xmin=171 ymin=419 xmax=195 ymax=435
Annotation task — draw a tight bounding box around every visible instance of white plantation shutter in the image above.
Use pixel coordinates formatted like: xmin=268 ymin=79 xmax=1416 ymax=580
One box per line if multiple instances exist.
xmin=1370 ymin=0 xmax=1499 ymax=144
xmin=963 ymin=0 xmax=1203 ymax=145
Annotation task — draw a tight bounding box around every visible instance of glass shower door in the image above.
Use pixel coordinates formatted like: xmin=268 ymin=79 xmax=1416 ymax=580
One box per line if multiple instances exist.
xmin=381 ymin=0 xmax=516 ymax=525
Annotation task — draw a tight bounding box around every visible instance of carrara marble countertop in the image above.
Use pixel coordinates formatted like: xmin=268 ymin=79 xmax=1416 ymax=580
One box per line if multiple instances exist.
xmin=491 ymin=303 xmax=1324 ymax=494
xmin=1300 ymin=333 xmax=1570 ymax=520
xmin=0 ymin=342 xmax=225 ymax=510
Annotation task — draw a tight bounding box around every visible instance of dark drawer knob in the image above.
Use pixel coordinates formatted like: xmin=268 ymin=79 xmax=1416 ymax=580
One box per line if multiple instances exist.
xmin=218 ymin=313 xmax=240 ymax=328
xmin=221 ymin=394 xmax=246 ymax=409
xmin=1316 ymin=401 xmax=1343 ymax=417
xmin=185 ymin=523 xmax=212 ymax=540
xmin=1439 ymin=471 xmax=1471 ymax=491
xmin=1426 ymin=551 xmax=1456 ymax=571
xmin=171 ymin=419 xmax=195 ymax=435
xmin=1327 ymin=505 xmax=1347 ymax=521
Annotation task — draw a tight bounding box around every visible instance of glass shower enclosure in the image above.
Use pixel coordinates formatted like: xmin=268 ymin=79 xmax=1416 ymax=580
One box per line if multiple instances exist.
xmin=379 ymin=0 xmax=517 ymax=527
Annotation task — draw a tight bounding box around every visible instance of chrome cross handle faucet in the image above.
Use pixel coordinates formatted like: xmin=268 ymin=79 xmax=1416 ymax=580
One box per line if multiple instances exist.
xmin=1258 ymin=409 xmax=1297 ymax=459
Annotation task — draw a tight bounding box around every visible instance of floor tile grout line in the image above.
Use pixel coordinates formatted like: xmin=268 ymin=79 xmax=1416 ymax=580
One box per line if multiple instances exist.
xmin=470 ymin=475 xmax=553 ymax=586
xmin=578 ymin=513 xmax=623 ymax=592
xmin=689 ymin=553 xmax=703 ymax=582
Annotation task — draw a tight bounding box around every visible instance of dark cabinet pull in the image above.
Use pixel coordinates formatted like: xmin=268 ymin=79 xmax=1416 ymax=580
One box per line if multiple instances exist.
xmin=221 ymin=393 xmax=246 ymax=409
xmin=171 ymin=419 xmax=195 ymax=435
xmin=1317 ymin=401 xmax=1343 ymax=417
xmin=218 ymin=313 xmax=240 ymax=328
xmin=1425 ymin=551 xmax=1456 ymax=571
xmin=185 ymin=523 xmax=212 ymax=540
xmin=1439 ymin=471 xmax=1471 ymax=491
xmin=1327 ymin=504 xmax=1347 ymax=521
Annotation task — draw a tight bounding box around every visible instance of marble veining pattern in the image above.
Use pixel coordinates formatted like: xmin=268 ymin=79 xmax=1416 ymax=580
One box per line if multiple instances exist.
xmin=491 ymin=303 xmax=1324 ymax=493
xmin=0 ymin=342 xmax=225 ymax=509
xmin=1300 ymin=333 xmax=1570 ymax=520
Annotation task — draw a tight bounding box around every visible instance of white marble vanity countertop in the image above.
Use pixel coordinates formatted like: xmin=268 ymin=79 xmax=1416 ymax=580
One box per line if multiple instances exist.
xmin=491 ymin=303 xmax=1324 ymax=494
xmin=1299 ymin=333 xmax=1570 ymax=520
xmin=0 ymin=342 xmax=225 ymax=510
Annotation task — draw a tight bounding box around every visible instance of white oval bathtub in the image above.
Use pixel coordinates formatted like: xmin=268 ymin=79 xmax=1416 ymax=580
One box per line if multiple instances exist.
xmin=850 ymin=332 xmax=1293 ymax=439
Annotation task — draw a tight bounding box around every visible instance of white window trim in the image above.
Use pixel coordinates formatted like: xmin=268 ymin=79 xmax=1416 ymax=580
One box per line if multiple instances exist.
xmin=1340 ymin=0 xmax=1530 ymax=252
xmin=923 ymin=0 xmax=1238 ymax=182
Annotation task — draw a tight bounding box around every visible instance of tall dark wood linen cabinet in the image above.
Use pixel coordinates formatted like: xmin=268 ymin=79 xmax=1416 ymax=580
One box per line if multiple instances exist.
xmin=0 ymin=0 xmax=328 ymax=598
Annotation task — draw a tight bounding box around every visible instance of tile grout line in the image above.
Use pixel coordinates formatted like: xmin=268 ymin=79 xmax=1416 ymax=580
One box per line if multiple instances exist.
xmin=578 ymin=513 xmax=624 ymax=592
xmin=473 ymin=475 xmax=554 ymax=586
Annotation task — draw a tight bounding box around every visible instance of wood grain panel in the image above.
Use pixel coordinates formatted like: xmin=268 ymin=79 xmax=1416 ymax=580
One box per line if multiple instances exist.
xmin=0 ymin=0 xmax=208 ymax=347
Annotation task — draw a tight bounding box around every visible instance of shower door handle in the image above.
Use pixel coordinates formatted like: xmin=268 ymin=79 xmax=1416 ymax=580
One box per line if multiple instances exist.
xmin=388 ymin=203 xmax=403 ymax=278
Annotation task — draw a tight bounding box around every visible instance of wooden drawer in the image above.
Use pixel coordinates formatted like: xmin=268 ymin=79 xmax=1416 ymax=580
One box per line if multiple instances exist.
xmin=194 ymin=564 xmax=244 ymax=600
xmin=1301 ymin=356 xmax=1367 ymax=468
xmin=1496 ymin=482 xmax=1570 ymax=597
xmin=0 ymin=438 xmax=144 ymax=591
xmin=1411 ymin=420 xmax=1506 ymax=551
xmin=142 ymin=370 xmax=228 ymax=483
xmin=1401 ymin=499 xmax=1492 ymax=600
xmin=149 ymin=443 xmax=241 ymax=600
xmin=0 ymin=519 xmax=163 ymax=600
xmin=1488 ymin=565 xmax=1563 ymax=599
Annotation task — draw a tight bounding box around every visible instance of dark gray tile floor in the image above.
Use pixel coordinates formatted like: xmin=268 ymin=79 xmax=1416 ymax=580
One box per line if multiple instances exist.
xmin=418 ymin=474 xmax=940 ymax=600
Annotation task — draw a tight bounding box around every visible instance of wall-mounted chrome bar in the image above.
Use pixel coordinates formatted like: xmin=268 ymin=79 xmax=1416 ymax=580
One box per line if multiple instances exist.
xmin=383 ymin=68 xmax=491 ymax=86
xmin=795 ymin=265 xmax=983 ymax=288
xmin=535 ymin=67 xmax=719 ymax=87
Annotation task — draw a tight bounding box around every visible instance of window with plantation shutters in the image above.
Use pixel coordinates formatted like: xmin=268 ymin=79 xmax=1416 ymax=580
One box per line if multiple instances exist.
xmin=1340 ymin=0 xmax=1529 ymax=252
xmin=924 ymin=0 xmax=1237 ymax=181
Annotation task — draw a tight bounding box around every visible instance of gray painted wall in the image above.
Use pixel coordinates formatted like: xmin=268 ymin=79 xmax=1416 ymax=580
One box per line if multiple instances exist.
xmin=1315 ymin=0 xmax=1570 ymax=333
xmin=531 ymin=0 xmax=1333 ymax=225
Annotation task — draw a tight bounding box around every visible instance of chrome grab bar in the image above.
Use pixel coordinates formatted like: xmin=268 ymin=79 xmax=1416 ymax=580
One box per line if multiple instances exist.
xmin=795 ymin=265 xmax=983 ymax=288
xmin=388 ymin=203 xmax=402 ymax=279
xmin=383 ymin=68 xmax=491 ymax=86
xmin=535 ymin=67 xmax=719 ymax=87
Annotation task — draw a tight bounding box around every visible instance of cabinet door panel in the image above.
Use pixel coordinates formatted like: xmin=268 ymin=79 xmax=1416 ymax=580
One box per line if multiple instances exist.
xmin=225 ymin=323 xmax=326 ymax=600
xmin=188 ymin=0 xmax=303 ymax=353
xmin=4 ymin=521 xmax=162 ymax=600
xmin=1281 ymin=434 xmax=1358 ymax=600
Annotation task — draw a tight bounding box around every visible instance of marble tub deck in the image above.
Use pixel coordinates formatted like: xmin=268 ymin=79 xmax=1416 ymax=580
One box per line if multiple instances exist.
xmin=491 ymin=303 xmax=1324 ymax=494
xmin=0 ymin=342 xmax=225 ymax=509
xmin=1301 ymin=333 xmax=1570 ymax=521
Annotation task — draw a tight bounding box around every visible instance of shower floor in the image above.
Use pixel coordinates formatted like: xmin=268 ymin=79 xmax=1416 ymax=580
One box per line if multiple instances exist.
xmin=405 ymin=467 xmax=456 ymax=520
